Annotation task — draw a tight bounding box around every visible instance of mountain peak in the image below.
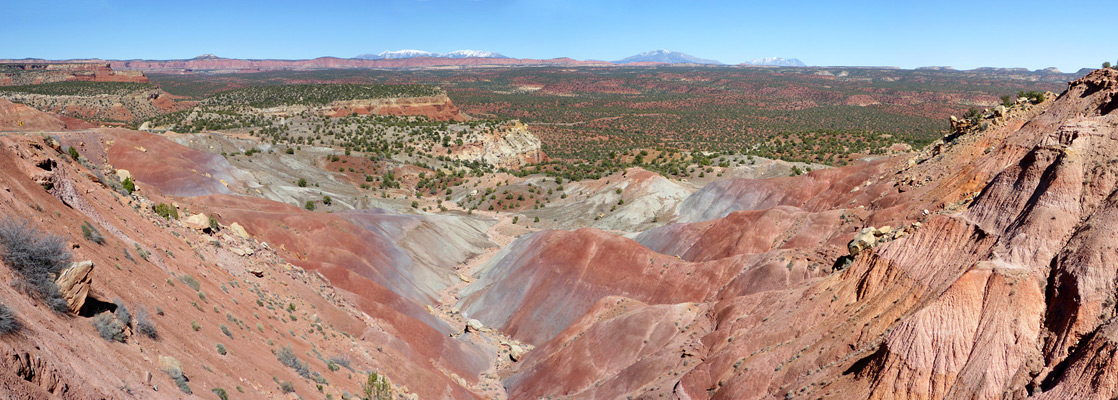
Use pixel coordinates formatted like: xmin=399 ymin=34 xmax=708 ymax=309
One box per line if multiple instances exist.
xmin=740 ymin=57 xmax=805 ymax=67
xmin=354 ymin=50 xmax=507 ymax=60
xmin=615 ymin=50 xmax=721 ymax=65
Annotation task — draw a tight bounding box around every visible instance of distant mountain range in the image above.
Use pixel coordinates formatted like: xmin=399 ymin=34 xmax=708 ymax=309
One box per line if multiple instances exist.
xmin=741 ymin=57 xmax=806 ymax=67
xmin=615 ymin=50 xmax=722 ymax=65
xmin=354 ymin=50 xmax=507 ymax=60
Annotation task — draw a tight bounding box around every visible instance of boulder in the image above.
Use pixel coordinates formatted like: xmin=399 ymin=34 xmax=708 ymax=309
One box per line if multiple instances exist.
xmin=993 ymin=105 xmax=1008 ymax=118
xmin=54 ymin=261 xmax=93 ymax=313
xmin=229 ymin=222 xmax=250 ymax=239
xmin=466 ymin=319 xmax=484 ymax=333
xmin=182 ymin=213 xmax=209 ymax=231
xmin=247 ymin=265 xmax=264 ymax=277
xmin=847 ymin=228 xmax=877 ymax=257
xmin=115 ymin=169 xmax=131 ymax=182
xmin=509 ymin=345 xmax=525 ymax=362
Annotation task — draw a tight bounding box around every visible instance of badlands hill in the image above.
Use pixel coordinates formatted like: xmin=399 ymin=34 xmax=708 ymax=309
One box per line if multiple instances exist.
xmin=0 ymin=68 xmax=1116 ymax=400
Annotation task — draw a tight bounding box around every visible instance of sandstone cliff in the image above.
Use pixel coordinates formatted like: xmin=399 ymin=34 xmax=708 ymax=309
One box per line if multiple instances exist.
xmin=449 ymin=120 xmax=546 ymax=169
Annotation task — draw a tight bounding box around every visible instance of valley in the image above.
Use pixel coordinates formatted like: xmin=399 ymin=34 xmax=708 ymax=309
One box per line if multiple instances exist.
xmin=0 ymin=57 xmax=1116 ymax=400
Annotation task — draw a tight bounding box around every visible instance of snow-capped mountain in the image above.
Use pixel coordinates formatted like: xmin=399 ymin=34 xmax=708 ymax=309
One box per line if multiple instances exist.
xmin=614 ymin=50 xmax=722 ymax=65
xmin=443 ymin=50 xmax=506 ymax=59
xmin=353 ymin=50 xmax=507 ymax=60
xmin=741 ymin=57 xmax=806 ymax=67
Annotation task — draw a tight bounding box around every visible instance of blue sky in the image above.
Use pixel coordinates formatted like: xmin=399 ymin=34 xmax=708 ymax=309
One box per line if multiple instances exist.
xmin=5 ymin=0 xmax=1114 ymax=71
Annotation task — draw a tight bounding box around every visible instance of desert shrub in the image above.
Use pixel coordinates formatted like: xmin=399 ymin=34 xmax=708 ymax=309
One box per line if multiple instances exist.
xmin=279 ymin=381 xmax=295 ymax=393
xmin=113 ymin=298 xmax=131 ymax=325
xmin=1000 ymin=95 xmax=1013 ymax=107
xmin=81 ymin=222 xmax=105 ymax=245
xmin=135 ymin=307 xmax=157 ymax=339
xmin=297 ymin=178 xmax=307 ymax=187
xmin=191 ymin=320 xmax=201 ymax=331
xmin=67 ymin=146 xmax=80 ymax=161
xmin=164 ymin=367 xmax=191 ymax=394
xmin=154 ymin=203 xmax=179 ymax=220
xmin=178 ymin=274 xmax=201 ymax=290
xmin=963 ymin=107 xmax=984 ymax=123
xmin=1105 ymin=61 xmax=1112 ymax=69
xmin=92 ymin=312 xmax=125 ymax=342
xmin=277 ymin=346 xmax=310 ymax=378
xmin=217 ymin=343 xmax=227 ymax=355
xmin=1018 ymin=90 xmax=1046 ymax=104
xmin=323 ymin=196 xmax=332 ymax=205
xmin=220 ymin=324 xmax=233 ymax=338
xmin=0 ymin=304 xmax=20 ymax=335
xmin=362 ymin=372 xmax=392 ymax=400
xmin=133 ymin=243 xmax=149 ymax=261
xmin=329 ymin=355 xmax=353 ymax=371
xmin=208 ymin=216 xmax=219 ymax=232
xmin=0 ymin=218 xmax=71 ymax=313
xmin=212 ymin=388 xmax=229 ymax=400
xmin=305 ymin=201 xmax=315 ymax=211
xmin=121 ymin=177 xmax=135 ymax=194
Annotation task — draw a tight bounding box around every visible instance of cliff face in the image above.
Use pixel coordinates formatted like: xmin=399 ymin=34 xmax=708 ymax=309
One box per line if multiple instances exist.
xmin=0 ymin=63 xmax=148 ymax=85
xmin=448 ymin=120 xmax=545 ymax=169
xmin=326 ymin=94 xmax=466 ymax=121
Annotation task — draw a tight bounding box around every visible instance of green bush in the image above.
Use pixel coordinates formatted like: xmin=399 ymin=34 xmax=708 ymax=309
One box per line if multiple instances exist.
xmin=305 ymin=201 xmax=316 ymax=211
xmin=217 ymin=343 xmax=227 ymax=355
xmin=81 ymin=222 xmax=105 ymax=245
xmin=1018 ymin=90 xmax=1046 ymax=104
xmin=154 ymin=203 xmax=179 ymax=220
xmin=362 ymin=372 xmax=393 ymax=400
xmin=121 ymin=177 xmax=135 ymax=194
xmin=963 ymin=107 xmax=984 ymax=123
xmin=297 ymin=178 xmax=307 ymax=187
xmin=212 ymin=388 xmax=229 ymax=400
xmin=67 ymin=146 xmax=80 ymax=161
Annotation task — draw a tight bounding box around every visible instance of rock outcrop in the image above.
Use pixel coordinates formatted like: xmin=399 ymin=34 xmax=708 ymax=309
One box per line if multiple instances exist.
xmin=54 ymin=261 xmax=93 ymax=314
xmin=449 ymin=120 xmax=546 ymax=169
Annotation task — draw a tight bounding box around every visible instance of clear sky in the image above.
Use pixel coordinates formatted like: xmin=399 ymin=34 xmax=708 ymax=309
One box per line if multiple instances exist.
xmin=5 ymin=0 xmax=1115 ymax=71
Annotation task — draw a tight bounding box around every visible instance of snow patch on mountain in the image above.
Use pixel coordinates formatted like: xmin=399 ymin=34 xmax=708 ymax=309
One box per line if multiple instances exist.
xmin=354 ymin=50 xmax=508 ymax=60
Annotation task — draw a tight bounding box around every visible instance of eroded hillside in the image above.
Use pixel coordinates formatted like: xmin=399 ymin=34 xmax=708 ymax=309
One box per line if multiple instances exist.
xmin=1 ymin=67 xmax=1116 ymax=400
